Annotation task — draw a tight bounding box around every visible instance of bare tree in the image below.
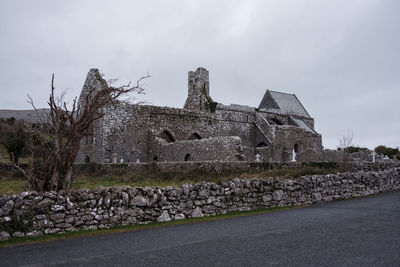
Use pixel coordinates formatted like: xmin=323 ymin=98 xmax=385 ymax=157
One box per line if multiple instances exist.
xmin=337 ymin=131 xmax=354 ymax=169
xmin=18 ymin=71 xmax=149 ymax=192
xmin=338 ymin=131 xmax=354 ymax=150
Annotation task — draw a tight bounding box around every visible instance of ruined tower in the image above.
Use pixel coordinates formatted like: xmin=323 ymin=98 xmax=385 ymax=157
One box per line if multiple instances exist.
xmin=184 ymin=67 xmax=216 ymax=112
xmin=76 ymin=68 xmax=108 ymax=163
xmin=78 ymin=68 xmax=107 ymax=111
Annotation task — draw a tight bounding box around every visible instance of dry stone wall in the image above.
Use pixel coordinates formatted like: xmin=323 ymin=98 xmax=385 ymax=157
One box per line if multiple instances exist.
xmin=1 ymin=168 xmax=399 ymax=240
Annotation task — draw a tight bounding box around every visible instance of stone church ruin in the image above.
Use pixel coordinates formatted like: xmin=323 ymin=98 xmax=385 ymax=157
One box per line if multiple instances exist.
xmin=76 ymin=67 xmax=323 ymax=164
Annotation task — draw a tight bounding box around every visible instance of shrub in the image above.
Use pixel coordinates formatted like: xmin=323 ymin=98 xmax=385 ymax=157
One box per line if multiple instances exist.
xmin=375 ymin=145 xmax=400 ymax=159
xmin=0 ymin=120 xmax=29 ymax=164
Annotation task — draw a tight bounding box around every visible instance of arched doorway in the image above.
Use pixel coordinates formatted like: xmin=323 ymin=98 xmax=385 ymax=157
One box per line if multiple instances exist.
xmin=184 ymin=153 xmax=192 ymax=161
xmin=294 ymin=143 xmax=299 ymax=153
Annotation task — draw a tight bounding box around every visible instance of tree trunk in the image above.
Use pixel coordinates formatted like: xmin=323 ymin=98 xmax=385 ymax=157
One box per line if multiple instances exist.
xmin=63 ymin=164 xmax=74 ymax=191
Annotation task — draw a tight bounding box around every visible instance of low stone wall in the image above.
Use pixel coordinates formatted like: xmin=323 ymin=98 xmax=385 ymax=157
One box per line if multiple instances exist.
xmin=322 ymin=149 xmax=389 ymax=163
xmin=1 ymin=168 xmax=399 ymax=240
xmin=73 ymin=161 xmax=400 ymax=175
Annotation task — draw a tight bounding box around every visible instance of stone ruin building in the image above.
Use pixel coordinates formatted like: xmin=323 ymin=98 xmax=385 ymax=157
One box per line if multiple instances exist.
xmin=76 ymin=67 xmax=323 ymax=164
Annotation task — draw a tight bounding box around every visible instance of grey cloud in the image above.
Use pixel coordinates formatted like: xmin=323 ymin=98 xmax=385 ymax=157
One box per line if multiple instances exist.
xmin=0 ymin=0 xmax=398 ymax=149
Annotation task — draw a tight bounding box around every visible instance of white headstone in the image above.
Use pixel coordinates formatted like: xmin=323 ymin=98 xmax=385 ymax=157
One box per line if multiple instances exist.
xmin=136 ymin=159 xmax=140 ymax=163
xmin=255 ymin=154 xmax=261 ymax=162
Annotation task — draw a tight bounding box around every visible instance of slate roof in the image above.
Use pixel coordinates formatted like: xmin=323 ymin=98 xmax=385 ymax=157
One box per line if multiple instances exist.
xmin=291 ymin=117 xmax=317 ymax=134
xmin=259 ymin=90 xmax=311 ymax=118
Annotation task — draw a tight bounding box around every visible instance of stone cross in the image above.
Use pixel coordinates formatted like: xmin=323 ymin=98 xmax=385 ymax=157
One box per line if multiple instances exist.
xmin=255 ymin=154 xmax=261 ymax=162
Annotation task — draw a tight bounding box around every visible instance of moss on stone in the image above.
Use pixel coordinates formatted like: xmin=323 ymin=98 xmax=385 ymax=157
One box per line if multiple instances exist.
xmin=202 ymin=86 xmax=218 ymax=113
xmin=92 ymin=69 xmax=108 ymax=88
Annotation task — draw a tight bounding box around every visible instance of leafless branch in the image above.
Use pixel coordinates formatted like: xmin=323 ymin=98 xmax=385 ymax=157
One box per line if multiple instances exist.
xmin=338 ymin=131 xmax=354 ymax=149
xmin=23 ymin=70 xmax=150 ymax=191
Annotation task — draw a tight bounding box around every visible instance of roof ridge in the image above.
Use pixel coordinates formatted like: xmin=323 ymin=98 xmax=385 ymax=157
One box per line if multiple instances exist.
xmin=268 ymin=90 xmax=294 ymax=96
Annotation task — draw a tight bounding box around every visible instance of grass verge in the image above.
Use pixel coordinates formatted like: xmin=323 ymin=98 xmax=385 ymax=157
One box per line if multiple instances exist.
xmin=0 ymin=163 xmax=341 ymax=195
xmin=0 ymin=178 xmax=29 ymax=195
xmin=0 ymin=205 xmax=294 ymax=247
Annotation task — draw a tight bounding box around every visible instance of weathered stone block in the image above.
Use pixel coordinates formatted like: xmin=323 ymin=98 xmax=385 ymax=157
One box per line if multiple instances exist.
xmin=130 ymin=196 xmax=149 ymax=207
xmin=0 ymin=199 xmax=14 ymax=216
xmin=191 ymin=207 xmax=204 ymax=218
xmin=312 ymin=193 xmax=322 ymax=203
xmin=273 ymin=190 xmax=284 ymax=201
xmin=0 ymin=231 xmax=11 ymax=240
xmin=157 ymin=210 xmax=171 ymax=222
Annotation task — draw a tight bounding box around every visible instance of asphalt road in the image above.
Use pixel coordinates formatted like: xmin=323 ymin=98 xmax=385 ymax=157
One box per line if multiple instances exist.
xmin=1 ymin=191 xmax=399 ymax=267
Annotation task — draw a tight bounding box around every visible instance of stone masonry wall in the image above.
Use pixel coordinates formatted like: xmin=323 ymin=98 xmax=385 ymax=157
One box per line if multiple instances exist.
xmin=1 ymin=168 xmax=399 ymax=240
xmin=83 ymin=103 xmax=257 ymax=164
xmin=154 ymin=136 xmax=243 ymax=162
xmin=74 ymin=67 xmax=323 ymax=165
xmin=77 ymin=102 xmax=323 ymax=164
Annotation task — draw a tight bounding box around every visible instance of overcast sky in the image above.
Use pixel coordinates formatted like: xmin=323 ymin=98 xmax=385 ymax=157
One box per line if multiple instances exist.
xmin=0 ymin=0 xmax=399 ymax=149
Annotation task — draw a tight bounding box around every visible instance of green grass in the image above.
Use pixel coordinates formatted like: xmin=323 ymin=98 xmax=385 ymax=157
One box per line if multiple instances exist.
xmin=73 ymin=166 xmax=339 ymax=190
xmin=0 ymin=174 xmax=199 ymax=195
xmin=0 ymin=164 xmax=341 ymax=195
xmin=0 ymin=174 xmax=198 ymax=195
xmin=0 ymin=205 xmax=294 ymax=247
xmin=0 ymin=178 xmax=29 ymax=195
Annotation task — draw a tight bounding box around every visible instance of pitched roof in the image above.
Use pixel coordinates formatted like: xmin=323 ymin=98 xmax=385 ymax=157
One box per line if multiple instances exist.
xmin=259 ymin=90 xmax=310 ymax=118
xmin=291 ymin=117 xmax=317 ymax=134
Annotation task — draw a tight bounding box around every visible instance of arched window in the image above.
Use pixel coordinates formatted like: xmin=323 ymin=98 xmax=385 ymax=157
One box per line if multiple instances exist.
xmin=294 ymin=143 xmax=299 ymax=153
xmin=184 ymin=153 xmax=192 ymax=161
xmin=189 ymin=132 xmax=202 ymax=140
xmin=257 ymin=142 xmax=268 ymax=147
xmin=160 ymin=130 xmax=176 ymax=143
xmin=153 ymin=156 xmax=158 ymax=161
